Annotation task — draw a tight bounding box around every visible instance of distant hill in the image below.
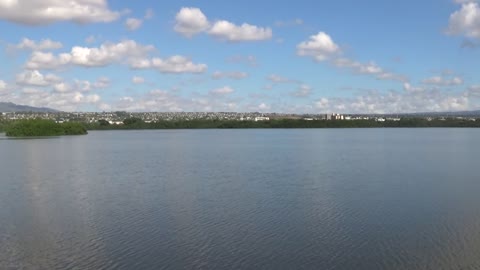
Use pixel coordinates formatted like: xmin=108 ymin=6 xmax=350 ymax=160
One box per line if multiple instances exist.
xmin=0 ymin=102 xmax=58 ymax=113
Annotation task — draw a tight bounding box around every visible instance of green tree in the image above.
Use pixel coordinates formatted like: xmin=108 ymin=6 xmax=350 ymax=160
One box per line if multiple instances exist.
xmin=98 ymin=119 xmax=110 ymax=126
xmin=123 ymin=117 xmax=144 ymax=126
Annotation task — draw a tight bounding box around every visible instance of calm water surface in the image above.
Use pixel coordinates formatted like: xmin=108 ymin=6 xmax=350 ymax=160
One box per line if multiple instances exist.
xmin=1 ymin=129 xmax=480 ymax=269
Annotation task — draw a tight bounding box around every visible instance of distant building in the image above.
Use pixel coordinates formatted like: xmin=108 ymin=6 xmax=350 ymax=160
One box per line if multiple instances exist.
xmin=254 ymin=117 xmax=270 ymax=122
xmin=331 ymin=113 xmax=344 ymax=120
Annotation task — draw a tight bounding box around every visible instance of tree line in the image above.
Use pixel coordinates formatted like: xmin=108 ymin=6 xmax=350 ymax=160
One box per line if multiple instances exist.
xmin=85 ymin=117 xmax=480 ymax=130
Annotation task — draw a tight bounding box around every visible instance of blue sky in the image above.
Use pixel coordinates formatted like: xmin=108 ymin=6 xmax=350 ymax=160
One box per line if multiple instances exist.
xmin=0 ymin=0 xmax=479 ymax=113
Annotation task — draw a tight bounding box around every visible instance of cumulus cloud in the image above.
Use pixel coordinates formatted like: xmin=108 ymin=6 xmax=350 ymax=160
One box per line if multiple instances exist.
xmin=53 ymin=83 xmax=71 ymax=93
xmin=25 ymin=51 xmax=71 ymax=70
xmin=0 ymin=80 xmax=7 ymax=93
xmin=422 ymin=75 xmax=464 ymax=86
xmin=50 ymin=77 xmax=109 ymax=94
xmin=210 ymin=86 xmax=235 ymax=95
xmin=13 ymin=38 xmax=63 ymax=51
xmin=227 ymin=55 xmax=258 ymax=67
xmin=174 ymin=7 xmax=210 ymax=37
xmin=93 ymin=77 xmax=110 ymax=89
xmin=125 ymin=18 xmax=142 ymax=31
xmin=333 ymin=58 xmax=408 ymax=82
xmin=132 ymin=76 xmax=145 ymax=84
xmin=16 ymin=70 xmax=61 ymax=86
xmin=258 ymin=103 xmax=271 ymax=111
xmin=297 ymin=32 xmax=340 ymax=61
xmin=4 ymin=86 xmax=103 ymax=111
xmin=467 ymin=85 xmax=480 ymax=96
xmin=208 ymin=20 xmax=272 ymax=42
xmin=67 ymin=41 xmax=153 ymax=67
xmin=131 ymin=56 xmax=207 ymax=74
xmin=267 ymin=74 xmax=300 ymax=84
xmin=23 ymin=40 xmax=207 ymax=74
xmin=0 ymin=0 xmax=121 ymax=25
xmin=134 ymin=89 xmax=241 ymax=112
xmin=26 ymin=40 xmax=154 ymax=69
xmin=291 ymin=84 xmax=313 ymax=97
xmin=313 ymin=85 xmax=472 ymax=114
xmin=212 ymin=71 xmax=248 ymax=80
xmin=174 ymin=7 xmax=272 ymax=42
xmin=446 ymin=2 xmax=480 ymax=39
xmin=298 ymin=32 xmax=407 ymax=83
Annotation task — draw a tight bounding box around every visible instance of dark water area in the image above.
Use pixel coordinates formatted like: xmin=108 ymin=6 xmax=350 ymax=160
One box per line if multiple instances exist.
xmin=1 ymin=129 xmax=480 ymax=269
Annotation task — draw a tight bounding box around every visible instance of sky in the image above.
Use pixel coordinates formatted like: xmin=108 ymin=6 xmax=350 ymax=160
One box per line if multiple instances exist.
xmin=0 ymin=0 xmax=479 ymax=113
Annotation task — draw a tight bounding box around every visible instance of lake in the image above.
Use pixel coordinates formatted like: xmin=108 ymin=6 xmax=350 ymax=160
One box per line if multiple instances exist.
xmin=1 ymin=129 xmax=480 ymax=269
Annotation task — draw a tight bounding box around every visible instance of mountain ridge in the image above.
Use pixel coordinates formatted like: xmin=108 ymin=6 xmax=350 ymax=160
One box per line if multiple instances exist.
xmin=0 ymin=102 xmax=58 ymax=113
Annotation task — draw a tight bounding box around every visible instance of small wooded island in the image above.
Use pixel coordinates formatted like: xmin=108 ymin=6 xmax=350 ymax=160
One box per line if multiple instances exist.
xmin=5 ymin=119 xmax=87 ymax=137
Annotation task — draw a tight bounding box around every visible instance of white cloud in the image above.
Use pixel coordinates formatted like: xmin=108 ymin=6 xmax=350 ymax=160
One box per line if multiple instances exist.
xmin=315 ymin=98 xmax=330 ymax=110
xmin=68 ymin=41 xmax=153 ymax=67
xmin=144 ymin=8 xmax=154 ymax=20
xmin=446 ymin=2 xmax=480 ymax=39
xmin=50 ymin=77 xmax=109 ymax=93
xmin=85 ymin=94 xmax=101 ymax=103
xmin=24 ymin=40 xmax=207 ymax=74
xmin=16 ymin=70 xmax=61 ymax=86
xmin=422 ymin=76 xmax=464 ymax=86
xmin=333 ymin=58 xmax=408 ymax=82
xmin=275 ymin=19 xmax=303 ymax=27
xmin=291 ymin=84 xmax=313 ymax=97
xmin=5 ymin=87 xmax=104 ymax=111
xmin=85 ymin=35 xmax=97 ymax=44
xmin=0 ymin=0 xmax=121 ymax=25
xmin=25 ymin=51 xmax=70 ymax=70
xmin=297 ymin=32 xmax=340 ymax=61
xmin=403 ymin=83 xmax=425 ymax=93
xmin=93 ymin=77 xmax=110 ymax=89
xmin=125 ymin=18 xmax=142 ymax=31
xmin=208 ymin=20 xmax=272 ymax=42
xmin=14 ymin=38 xmax=63 ymax=51
xmin=313 ymin=85 xmax=472 ymax=114
xmin=174 ymin=7 xmax=272 ymax=42
xmin=0 ymin=80 xmax=7 ymax=93
xmin=212 ymin=71 xmax=248 ymax=80
xmin=258 ymin=103 xmax=271 ymax=111
xmin=227 ymin=55 xmax=258 ymax=67
xmin=73 ymin=77 xmax=109 ymax=92
xmin=53 ymin=83 xmax=71 ymax=93
xmin=26 ymin=40 xmax=154 ymax=69
xmin=132 ymin=76 xmax=145 ymax=84
xmin=267 ymin=74 xmax=299 ymax=84
xmin=131 ymin=56 xmax=207 ymax=74
xmin=174 ymin=7 xmax=210 ymax=37
xmin=298 ymin=32 xmax=407 ymax=83
xmin=467 ymin=85 xmax=480 ymax=96
xmin=210 ymin=86 xmax=235 ymax=95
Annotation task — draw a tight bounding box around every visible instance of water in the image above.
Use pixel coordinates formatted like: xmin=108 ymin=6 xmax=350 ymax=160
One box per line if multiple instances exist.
xmin=1 ymin=129 xmax=480 ymax=269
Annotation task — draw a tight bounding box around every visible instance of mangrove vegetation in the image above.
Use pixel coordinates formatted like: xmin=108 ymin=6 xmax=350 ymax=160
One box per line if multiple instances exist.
xmin=5 ymin=119 xmax=87 ymax=137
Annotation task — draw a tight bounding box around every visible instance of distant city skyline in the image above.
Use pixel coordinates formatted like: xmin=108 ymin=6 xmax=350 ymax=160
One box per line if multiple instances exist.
xmin=0 ymin=0 xmax=479 ymax=113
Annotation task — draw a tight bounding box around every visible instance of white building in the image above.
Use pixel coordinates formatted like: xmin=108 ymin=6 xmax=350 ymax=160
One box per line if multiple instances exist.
xmin=254 ymin=117 xmax=270 ymax=122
